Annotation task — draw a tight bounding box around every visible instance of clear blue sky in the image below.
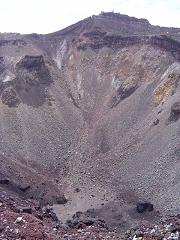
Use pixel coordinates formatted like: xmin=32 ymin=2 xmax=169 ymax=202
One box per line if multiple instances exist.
xmin=0 ymin=0 xmax=179 ymax=34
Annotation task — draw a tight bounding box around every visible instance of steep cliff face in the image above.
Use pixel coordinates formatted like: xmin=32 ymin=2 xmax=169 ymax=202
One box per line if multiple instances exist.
xmin=77 ymin=32 xmax=180 ymax=61
xmin=0 ymin=55 xmax=52 ymax=107
xmin=0 ymin=12 xmax=180 ymax=227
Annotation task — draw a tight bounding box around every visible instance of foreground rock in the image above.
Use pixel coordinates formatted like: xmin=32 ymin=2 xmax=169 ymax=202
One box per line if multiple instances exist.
xmin=125 ymin=215 xmax=180 ymax=240
xmin=0 ymin=188 xmax=120 ymax=239
xmin=65 ymin=210 xmax=107 ymax=229
xmin=2 ymin=186 xmax=180 ymax=239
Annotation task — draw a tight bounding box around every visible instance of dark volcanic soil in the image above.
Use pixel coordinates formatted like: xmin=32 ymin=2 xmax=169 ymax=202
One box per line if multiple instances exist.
xmin=0 ymin=12 xmax=180 ymax=238
xmin=1 ymin=187 xmax=180 ymax=240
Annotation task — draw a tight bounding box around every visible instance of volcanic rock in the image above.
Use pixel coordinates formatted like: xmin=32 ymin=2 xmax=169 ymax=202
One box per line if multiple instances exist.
xmin=136 ymin=202 xmax=154 ymax=213
xmin=169 ymin=101 xmax=180 ymax=122
xmin=0 ymin=12 xmax=179 ymax=235
xmin=1 ymin=87 xmax=19 ymax=107
xmin=0 ymin=179 xmax=9 ymax=185
xmin=55 ymin=195 xmax=68 ymax=205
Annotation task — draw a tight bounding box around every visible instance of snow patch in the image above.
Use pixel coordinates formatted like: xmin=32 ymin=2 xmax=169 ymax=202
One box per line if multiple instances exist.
xmin=2 ymin=75 xmax=11 ymax=83
xmin=55 ymin=40 xmax=67 ymax=70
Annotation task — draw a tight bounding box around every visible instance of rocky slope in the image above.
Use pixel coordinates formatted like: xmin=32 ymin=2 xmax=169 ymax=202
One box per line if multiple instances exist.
xmin=1 ymin=185 xmax=180 ymax=240
xmin=0 ymin=12 xmax=180 ymax=236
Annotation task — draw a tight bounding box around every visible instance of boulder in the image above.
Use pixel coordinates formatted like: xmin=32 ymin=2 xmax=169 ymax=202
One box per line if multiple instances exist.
xmin=42 ymin=206 xmax=59 ymax=222
xmin=15 ymin=217 xmax=23 ymax=223
xmin=75 ymin=188 xmax=80 ymax=193
xmin=55 ymin=195 xmax=68 ymax=205
xmin=169 ymin=102 xmax=180 ymax=122
xmin=18 ymin=184 xmax=30 ymax=192
xmin=1 ymin=87 xmax=20 ymax=107
xmin=17 ymin=207 xmax=32 ymax=214
xmin=136 ymin=202 xmax=154 ymax=213
xmin=0 ymin=179 xmax=9 ymax=185
xmin=66 ymin=210 xmax=106 ymax=229
xmin=153 ymin=119 xmax=160 ymax=125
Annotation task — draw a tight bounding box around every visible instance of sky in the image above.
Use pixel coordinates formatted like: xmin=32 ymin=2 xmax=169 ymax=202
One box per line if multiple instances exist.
xmin=0 ymin=0 xmax=179 ymax=34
